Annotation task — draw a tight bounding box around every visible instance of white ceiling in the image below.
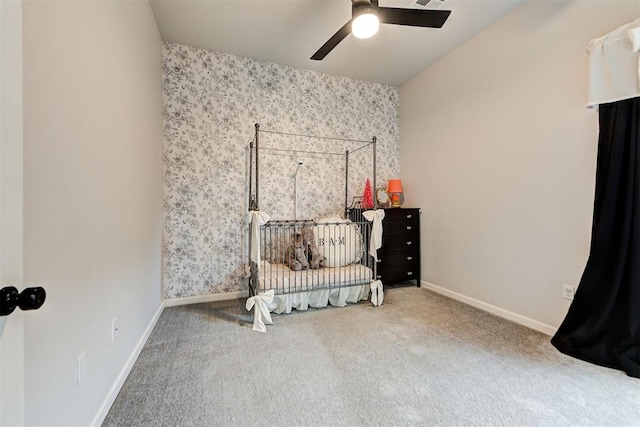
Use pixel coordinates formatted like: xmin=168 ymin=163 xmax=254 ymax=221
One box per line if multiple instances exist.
xmin=150 ymin=0 xmax=525 ymax=87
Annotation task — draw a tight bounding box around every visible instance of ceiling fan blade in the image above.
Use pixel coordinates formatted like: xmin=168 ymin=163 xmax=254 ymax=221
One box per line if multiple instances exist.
xmin=311 ymin=20 xmax=352 ymax=61
xmin=378 ymin=8 xmax=451 ymax=28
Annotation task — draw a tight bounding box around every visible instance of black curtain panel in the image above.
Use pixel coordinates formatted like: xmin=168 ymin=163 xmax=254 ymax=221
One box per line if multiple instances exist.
xmin=551 ymin=96 xmax=639 ymax=378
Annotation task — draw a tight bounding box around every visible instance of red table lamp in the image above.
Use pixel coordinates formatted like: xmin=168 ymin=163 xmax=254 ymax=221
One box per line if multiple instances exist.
xmin=387 ymin=179 xmax=404 ymax=208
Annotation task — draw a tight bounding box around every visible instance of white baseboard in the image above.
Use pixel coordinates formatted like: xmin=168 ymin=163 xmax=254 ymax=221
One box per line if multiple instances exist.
xmin=90 ymin=291 xmax=247 ymax=425
xmin=163 ymin=290 xmax=249 ymax=307
xmin=91 ymin=303 xmax=164 ymax=427
xmin=421 ymin=280 xmax=557 ymax=336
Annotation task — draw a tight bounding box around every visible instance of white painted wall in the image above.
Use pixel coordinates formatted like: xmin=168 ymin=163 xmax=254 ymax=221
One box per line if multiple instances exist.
xmin=400 ymin=0 xmax=639 ymax=331
xmin=0 ymin=0 xmax=25 ymax=424
xmin=22 ymin=0 xmax=163 ymax=424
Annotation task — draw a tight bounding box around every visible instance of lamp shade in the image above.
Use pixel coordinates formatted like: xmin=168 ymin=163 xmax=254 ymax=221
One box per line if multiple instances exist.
xmin=387 ymin=179 xmax=403 ymax=193
xmin=387 ymin=179 xmax=404 ymax=208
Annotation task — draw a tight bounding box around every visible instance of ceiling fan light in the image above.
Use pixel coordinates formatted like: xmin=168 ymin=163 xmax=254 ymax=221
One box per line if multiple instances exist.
xmin=352 ymin=13 xmax=379 ymax=39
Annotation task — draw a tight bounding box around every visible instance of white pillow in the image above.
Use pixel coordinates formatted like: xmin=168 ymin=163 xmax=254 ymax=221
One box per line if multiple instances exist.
xmin=313 ymin=217 xmax=363 ymax=267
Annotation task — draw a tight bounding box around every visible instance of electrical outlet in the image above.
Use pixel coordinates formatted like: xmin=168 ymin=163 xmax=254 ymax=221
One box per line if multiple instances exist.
xmin=111 ymin=317 xmax=119 ymax=342
xmin=77 ymin=352 xmax=86 ymax=385
xmin=562 ymin=284 xmax=576 ymax=300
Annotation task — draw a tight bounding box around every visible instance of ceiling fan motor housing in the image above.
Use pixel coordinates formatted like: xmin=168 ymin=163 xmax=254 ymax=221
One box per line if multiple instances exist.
xmin=352 ymin=0 xmax=379 ymax=19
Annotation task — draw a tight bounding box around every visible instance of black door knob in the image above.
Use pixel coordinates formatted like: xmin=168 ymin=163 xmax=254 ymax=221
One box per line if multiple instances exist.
xmin=19 ymin=287 xmax=46 ymax=311
xmin=0 ymin=286 xmax=46 ymax=316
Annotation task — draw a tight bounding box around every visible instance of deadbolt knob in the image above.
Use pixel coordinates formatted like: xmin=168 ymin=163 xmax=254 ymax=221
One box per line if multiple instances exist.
xmin=19 ymin=287 xmax=46 ymax=311
xmin=0 ymin=286 xmax=46 ymax=316
xmin=0 ymin=286 xmax=19 ymax=316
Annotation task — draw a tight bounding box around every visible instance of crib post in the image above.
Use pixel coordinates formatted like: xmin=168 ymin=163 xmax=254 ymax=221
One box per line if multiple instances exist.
xmin=255 ymin=123 xmax=260 ymax=211
xmin=344 ymin=149 xmax=349 ymax=218
xmin=249 ymin=140 xmax=254 ymax=211
xmin=372 ymin=136 xmax=377 ymax=209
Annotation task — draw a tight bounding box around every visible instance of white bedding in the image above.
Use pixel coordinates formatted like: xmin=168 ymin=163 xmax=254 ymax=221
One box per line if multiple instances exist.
xmin=257 ymin=261 xmax=373 ymax=314
xmin=268 ymin=285 xmax=370 ymax=314
xmin=258 ymin=261 xmax=372 ymax=292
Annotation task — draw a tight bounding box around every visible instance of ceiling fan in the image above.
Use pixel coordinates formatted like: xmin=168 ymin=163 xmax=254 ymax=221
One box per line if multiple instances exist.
xmin=311 ymin=0 xmax=451 ymax=61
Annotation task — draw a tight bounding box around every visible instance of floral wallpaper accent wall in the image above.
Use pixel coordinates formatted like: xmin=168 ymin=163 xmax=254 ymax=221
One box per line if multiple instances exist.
xmin=163 ymin=42 xmax=400 ymax=299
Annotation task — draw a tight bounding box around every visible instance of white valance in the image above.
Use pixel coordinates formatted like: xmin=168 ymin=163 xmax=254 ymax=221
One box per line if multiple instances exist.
xmin=587 ymin=18 xmax=640 ymax=108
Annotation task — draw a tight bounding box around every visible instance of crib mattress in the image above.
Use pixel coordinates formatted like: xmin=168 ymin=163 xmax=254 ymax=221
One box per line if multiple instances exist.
xmin=257 ymin=261 xmax=373 ymax=294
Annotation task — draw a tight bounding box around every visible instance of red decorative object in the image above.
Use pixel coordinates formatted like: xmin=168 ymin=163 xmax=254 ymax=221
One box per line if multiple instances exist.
xmin=387 ymin=179 xmax=404 ymax=208
xmin=362 ymin=178 xmax=374 ymax=209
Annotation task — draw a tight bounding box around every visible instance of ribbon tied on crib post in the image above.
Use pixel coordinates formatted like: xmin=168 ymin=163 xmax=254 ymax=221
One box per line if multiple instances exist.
xmin=246 ymin=289 xmax=274 ymax=333
xmin=247 ymin=210 xmax=270 ymax=270
xmin=363 ymin=209 xmax=385 ymax=306
xmin=362 ymin=209 xmax=385 ymax=261
xmin=370 ymin=280 xmax=384 ymax=307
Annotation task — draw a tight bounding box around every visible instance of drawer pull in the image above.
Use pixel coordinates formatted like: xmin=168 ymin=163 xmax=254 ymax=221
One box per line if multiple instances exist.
xmin=406 ymin=214 xmax=412 ymax=219
xmin=406 ymin=226 xmax=412 ymax=230
xmin=407 ymin=272 xmax=413 ymax=276
xmin=407 ymin=241 xmax=412 ymax=245
xmin=407 ymin=256 xmax=413 ymax=261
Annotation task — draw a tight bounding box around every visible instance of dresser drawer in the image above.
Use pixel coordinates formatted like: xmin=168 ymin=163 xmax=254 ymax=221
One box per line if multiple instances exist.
xmin=383 ymin=209 xmax=419 ymax=222
xmin=377 ymin=250 xmax=419 ymax=269
xmin=380 ymin=235 xmax=418 ymax=251
xmin=376 ymin=266 xmax=419 ymax=283
xmin=382 ymin=217 xmax=420 ymax=236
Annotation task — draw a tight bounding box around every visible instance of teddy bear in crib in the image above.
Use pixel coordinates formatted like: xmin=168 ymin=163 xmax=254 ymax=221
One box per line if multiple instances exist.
xmin=286 ymin=232 xmax=309 ymax=271
xmin=301 ymin=226 xmax=325 ymax=269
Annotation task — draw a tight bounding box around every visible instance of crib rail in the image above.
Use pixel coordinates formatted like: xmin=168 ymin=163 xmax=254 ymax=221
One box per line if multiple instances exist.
xmin=249 ymin=218 xmax=375 ymax=296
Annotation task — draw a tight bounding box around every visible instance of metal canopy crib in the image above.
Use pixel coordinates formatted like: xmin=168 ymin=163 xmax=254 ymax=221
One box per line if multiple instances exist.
xmin=246 ymin=124 xmax=383 ymax=332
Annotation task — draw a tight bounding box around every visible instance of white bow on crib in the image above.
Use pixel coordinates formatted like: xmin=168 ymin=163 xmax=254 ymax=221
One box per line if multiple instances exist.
xmin=247 ymin=210 xmax=270 ymax=268
xmin=362 ymin=209 xmax=385 ymax=261
xmin=246 ymin=289 xmax=274 ymax=333
xmin=370 ymin=280 xmax=384 ymax=307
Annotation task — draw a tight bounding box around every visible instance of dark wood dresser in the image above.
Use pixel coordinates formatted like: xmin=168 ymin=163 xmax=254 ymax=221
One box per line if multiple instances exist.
xmin=377 ymin=208 xmax=421 ymax=287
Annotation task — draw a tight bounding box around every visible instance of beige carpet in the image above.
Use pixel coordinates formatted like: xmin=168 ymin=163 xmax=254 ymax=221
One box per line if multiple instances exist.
xmin=104 ymin=286 xmax=639 ymax=426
